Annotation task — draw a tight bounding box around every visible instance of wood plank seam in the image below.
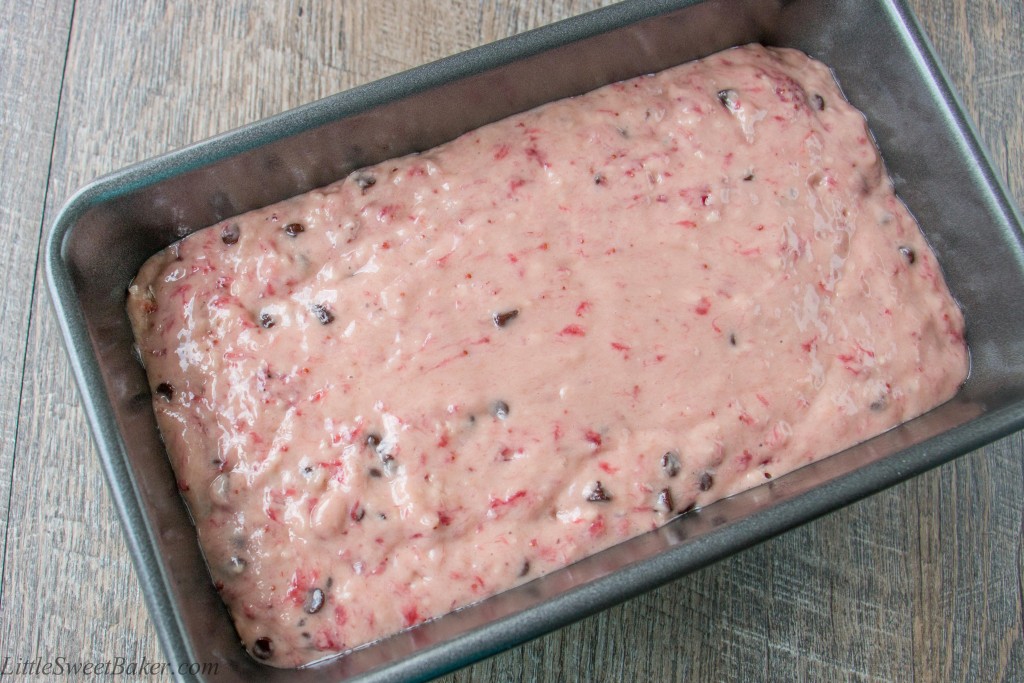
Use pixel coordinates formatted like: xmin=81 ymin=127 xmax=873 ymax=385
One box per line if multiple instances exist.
xmin=0 ymin=0 xmax=78 ymax=611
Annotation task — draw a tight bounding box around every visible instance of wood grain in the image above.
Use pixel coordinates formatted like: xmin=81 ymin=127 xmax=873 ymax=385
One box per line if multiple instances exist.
xmin=0 ymin=0 xmax=73 ymax=601
xmin=0 ymin=1 xmax=1020 ymax=681
xmin=908 ymin=2 xmax=1024 ymax=681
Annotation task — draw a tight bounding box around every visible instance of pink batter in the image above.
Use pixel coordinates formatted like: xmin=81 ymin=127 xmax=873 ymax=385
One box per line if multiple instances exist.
xmin=127 ymin=45 xmax=968 ymax=667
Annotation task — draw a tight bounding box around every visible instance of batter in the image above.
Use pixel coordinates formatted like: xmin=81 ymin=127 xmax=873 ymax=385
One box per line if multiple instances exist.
xmin=127 ymin=45 xmax=969 ymax=667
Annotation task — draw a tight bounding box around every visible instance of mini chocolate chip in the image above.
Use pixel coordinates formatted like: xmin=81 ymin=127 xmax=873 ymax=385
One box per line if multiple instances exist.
xmin=259 ymin=312 xmax=275 ymax=328
xmin=717 ymin=89 xmax=740 ymax=112
xmin=326 ymin=577 xmax=334 ymax=589
xmin=355 ymin=173 xmax=377 ymax=190
xmin=586 ymin=481 xmax=611 ymax=502
xmin=493 ymin=400 xmax=510 ymax=420
xmin=378 ymin=512 xmax=388 ymax=520
xmin=284 ymin=222 xmax=305 ymax=237
xmin=311 ymin=303 xmax=334 ymax=324
xmin=869 ymin=397 xmax=888 ymax=411
xmin=899 ymin=245 xmax=916 ymax=264
xmin=811 ymin=94 xmax=826 ymax=111
xmin=367 ymin=433 xmax=394 ymax=466
xmin=519 ymin=560 xmax=531 ymax=577
xmin=368 ymin=467 xmax=383 ymax=478
xmin=252 ymin=637 xmax=273 ymax=660
xmin=657 ymin=488 xmax=675 ymax=513
xmin=594 ymin=173 xmax=606 ymax=186
xmin=729 ymin=333 xmax=737 ymax=346
xmin=220 ymin=223 xmax=240 ymax=245
xmin=305 ymin=587 xmax=325 ymax=614
xmin=351 ymin=505 xmax=365 ymax=522
xmin=302 ymin=466 xmax=314 ymax=476
xmin=493 ymin=309 xmax=520 ymax=328
xmin=743 ymin=172 xmax=755 ymax=181
xmin=698 ymin=471 xmax=714 ymax=491
xmin=661 ymin=451 xmax=681 ymax=478
xmin=155 ymin=382 xmax=174 ymax=401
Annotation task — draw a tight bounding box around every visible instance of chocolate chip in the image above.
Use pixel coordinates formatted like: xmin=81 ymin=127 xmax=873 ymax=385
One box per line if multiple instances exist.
xmin=493 ymin=309 xmax=520 ymax=328
xmin=493 ymin=401 xmax=510 ymax=420
xmin=155 ymin=382 xmax=174 ymax=401
xmin=811 ymin=94 xmax=826 ymax=111
xmin=586 ymin=481 xmax=611 ymax=502
xmin=657 ymin=488 xmax=675 ymax=513
xmin=729 ymin=333 xmax=737 ymax=346
xmin=519 ymin=560 xmax=531 ymax=577
xmin=220 ymin=223 xmax=240 ymax=245
xmin=252 ymin=637 xmax=273 ymax=660
xmin=717 ymin=89 xmax=740 ymax=112
xmin=259 ymin=312 xmax=275 ymax=328
xmin=899 ymin=245 xmax=916 ymax=264
xmin=311 ymin=303 xmax=334 ymax=324
xmin=661 ymin=451 xmax=681 ymax=478
xmin=354 ymin=173 xmax=377 ymax=191
xmin=698 ymin=471 xmax=714 ymax=491
xmin=365 ymin=433 xmax=394 ymax=467
xmin=305 ymin=587 xmax=325 ymax=614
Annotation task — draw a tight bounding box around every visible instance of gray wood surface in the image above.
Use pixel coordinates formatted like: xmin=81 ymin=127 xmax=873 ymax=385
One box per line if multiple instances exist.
xmin=0 ymin=1 xmax=1020 ymax=681
xmin=0 ymin=0 xmax=73 ymax=597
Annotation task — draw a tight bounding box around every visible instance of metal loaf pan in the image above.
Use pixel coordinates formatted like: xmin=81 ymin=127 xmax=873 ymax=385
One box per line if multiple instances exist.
xmin=46 ymin=0 xmax=1024 ymax=680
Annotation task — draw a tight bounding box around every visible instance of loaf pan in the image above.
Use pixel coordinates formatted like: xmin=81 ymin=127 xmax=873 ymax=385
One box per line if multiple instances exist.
xmin=46 ymin=0 xmax=1024 ymax=680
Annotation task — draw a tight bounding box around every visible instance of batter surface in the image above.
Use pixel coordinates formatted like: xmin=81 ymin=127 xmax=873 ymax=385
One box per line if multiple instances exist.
xmin=127 ymin=45 xmax=968 ymax=667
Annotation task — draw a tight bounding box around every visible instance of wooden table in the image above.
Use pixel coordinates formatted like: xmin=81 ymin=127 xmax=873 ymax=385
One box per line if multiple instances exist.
xmin=1 ymin=1 xmax=1021 ymax=680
